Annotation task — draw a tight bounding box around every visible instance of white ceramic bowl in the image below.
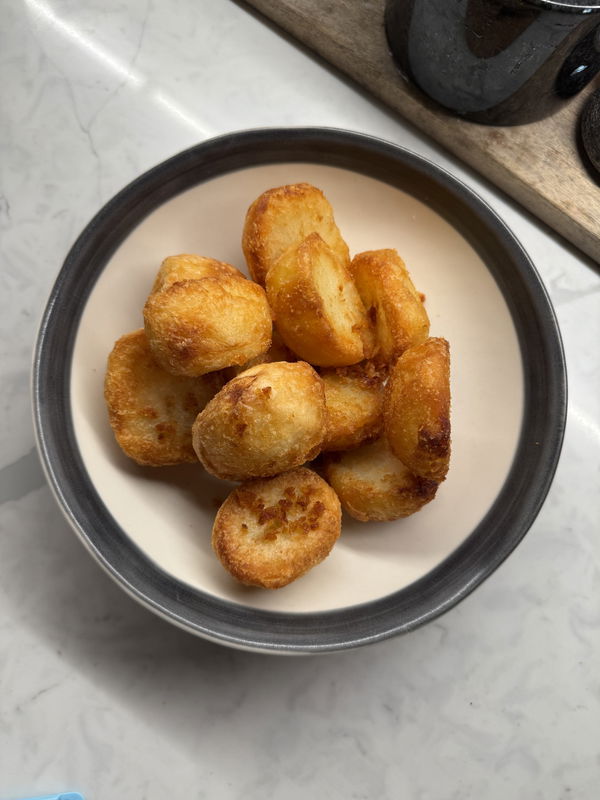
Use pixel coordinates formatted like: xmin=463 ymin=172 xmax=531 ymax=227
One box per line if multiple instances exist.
xmin=33 ymin=128 xmax=566 ymax=653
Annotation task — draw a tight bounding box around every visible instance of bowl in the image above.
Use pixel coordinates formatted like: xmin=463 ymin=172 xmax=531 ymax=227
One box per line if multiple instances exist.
xmin=32 ymin=128 xmax=566 ymax=653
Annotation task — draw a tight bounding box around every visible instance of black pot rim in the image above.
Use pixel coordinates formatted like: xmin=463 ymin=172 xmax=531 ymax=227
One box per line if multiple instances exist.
xmin=524 ymin=1 xmax=600 ymax=11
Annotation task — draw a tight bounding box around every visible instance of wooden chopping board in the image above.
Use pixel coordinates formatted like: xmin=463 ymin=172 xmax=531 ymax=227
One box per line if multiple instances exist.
xmin=244 ymin=0 xmax=600 ymax=264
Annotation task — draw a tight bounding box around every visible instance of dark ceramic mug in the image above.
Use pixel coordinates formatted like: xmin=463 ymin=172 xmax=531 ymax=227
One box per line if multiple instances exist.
xmin=385 ymin=0 xmax=600 ymax=125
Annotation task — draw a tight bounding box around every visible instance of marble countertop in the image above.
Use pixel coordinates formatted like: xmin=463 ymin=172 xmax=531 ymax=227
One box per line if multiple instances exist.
xmin=1 ymin=0 xmax=599 ymax=797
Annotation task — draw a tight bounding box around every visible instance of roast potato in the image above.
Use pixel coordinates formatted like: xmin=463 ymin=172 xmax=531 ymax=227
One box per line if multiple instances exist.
xmin=151 ymin=253 xmax=244 ymax=293
xmin=192 ymin=361 xmax=326 ymax=481
xmin=266 ymin=232 xmax=374 ymax=367
xmin=384 ymin=337 xmax=451 ymax=482
xmin=323 ymin=437 xmax=438 ymax=522
xmin=143 ymin=274 xmax=272 ymax=377
xmin=212 ymin=467 xmax=341 ymax=589
xmin=104 ymin=329 xmax=225 ymax=466
xmin=242 ymin=182 xmax=350 ymax=285
xmin=350 ymin=249 xmax=429 ymax=363
xmin=320 ymin=361 xmax=386 ymax=452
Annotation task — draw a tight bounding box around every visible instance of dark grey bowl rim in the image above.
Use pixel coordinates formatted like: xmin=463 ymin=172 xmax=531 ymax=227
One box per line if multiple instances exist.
xmin=32 ymin=127 xmax=567 ymax=653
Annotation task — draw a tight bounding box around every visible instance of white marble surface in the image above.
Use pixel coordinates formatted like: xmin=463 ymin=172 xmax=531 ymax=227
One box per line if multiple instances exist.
xmin=1 ymin=0 xmax=599 ymax=796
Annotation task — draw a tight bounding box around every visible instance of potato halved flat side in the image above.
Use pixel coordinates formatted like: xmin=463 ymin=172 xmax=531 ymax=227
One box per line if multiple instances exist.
xmin=104 ymin=329 xmax=225 ymax=466
xmin=212 ymin=467 xmax=341 ymax=589
xmin=323 ymin=437 xmax=438 ymax=522
xmin=242 ymin=182 xmax=350 ymax=286
xmin=350 ymin=249 xmax=430 ymax=363
xmin=266 ymin=232 xmax=373 ymax=367
xmin=384 ymin=337 xmax=451 ymax=482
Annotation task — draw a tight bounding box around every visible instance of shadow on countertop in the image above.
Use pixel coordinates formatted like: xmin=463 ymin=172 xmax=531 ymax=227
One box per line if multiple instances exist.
xmin=1 ymin=452 xmax=470 ymax=759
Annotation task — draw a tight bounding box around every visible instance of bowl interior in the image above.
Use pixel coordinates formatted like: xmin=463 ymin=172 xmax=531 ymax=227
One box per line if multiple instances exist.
xmin=70 ymin=161 xmax=523 ymax=614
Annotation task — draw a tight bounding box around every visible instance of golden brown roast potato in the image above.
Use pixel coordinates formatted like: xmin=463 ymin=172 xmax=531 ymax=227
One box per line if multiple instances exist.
xmin=350 ymin=249 xmax=430 ymax=363
xmin=323 ymin=437 xmax=438 ymax=522
xmin=151 ymin=254 xmax=244 ymax=293
xmin=143 ymin=274 xmax=272 ymax=377
xmin=104 ymin=329 xmax=225 ymax=466
xmin=320 ymin=361 xmax=386 ymax=452
xmin=212 ymin=467 xmax=341 ymax=589
xmin=192 ymin=361 xmax=326 ymax=481
xmin=384 ymin=337 xmax=451 ymax=482
xmin=242 ymin=182 xmax=350 ymax=286
xmin=266 ymin=232 xmax=374 ymax=367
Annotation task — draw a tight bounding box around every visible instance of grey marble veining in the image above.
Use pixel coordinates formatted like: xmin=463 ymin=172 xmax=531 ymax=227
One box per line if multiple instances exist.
xmin=1 ymin=0 xmax=599 ymax=797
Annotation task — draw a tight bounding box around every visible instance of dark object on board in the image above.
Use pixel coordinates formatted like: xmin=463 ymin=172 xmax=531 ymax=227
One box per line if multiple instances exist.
xmin=385 ymin=0 xmax=600 ymax=125
xmin=580 ymin=88 xmax=600 ymax=175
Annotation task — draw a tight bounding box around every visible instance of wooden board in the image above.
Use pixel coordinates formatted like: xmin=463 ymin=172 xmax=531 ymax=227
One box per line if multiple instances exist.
xmin=244 ymin=0 xmax=600 ymax=264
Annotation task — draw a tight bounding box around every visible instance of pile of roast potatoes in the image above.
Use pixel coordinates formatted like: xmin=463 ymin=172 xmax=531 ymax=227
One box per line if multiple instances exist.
xmin=104 ymin=183 xmax=451 ymax=589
